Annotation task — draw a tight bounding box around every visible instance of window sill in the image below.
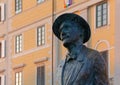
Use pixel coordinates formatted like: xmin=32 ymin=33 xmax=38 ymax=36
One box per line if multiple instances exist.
xmin=34 ymin=57 xmax=49 ymax=64
xmin=13 ymin=63 xmax=26 ymax=70
xmin=94 ymin=24 xmax=110 ymax=33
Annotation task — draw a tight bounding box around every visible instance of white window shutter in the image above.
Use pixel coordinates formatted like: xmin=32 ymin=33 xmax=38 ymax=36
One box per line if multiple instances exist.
xmin=0 ymin=3 xmax=5 ymax=21
xmin=1 ymin=75 xmax=5 ymax=85
xmin=1 ymin=40 xmax=6 ymax=58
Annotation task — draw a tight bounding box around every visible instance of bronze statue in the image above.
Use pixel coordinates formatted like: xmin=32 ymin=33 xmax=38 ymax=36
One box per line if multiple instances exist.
xmin=52 ymin=13 xmax=109 ymax=85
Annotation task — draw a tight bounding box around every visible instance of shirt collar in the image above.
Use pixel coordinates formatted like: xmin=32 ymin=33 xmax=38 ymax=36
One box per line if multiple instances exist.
xmin=66 ymin=45 xmax=86 ymax=62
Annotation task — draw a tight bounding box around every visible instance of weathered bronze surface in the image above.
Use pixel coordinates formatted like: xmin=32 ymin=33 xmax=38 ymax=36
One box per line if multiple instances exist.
xmin=52 ymin=13 xmax=109 ymax=85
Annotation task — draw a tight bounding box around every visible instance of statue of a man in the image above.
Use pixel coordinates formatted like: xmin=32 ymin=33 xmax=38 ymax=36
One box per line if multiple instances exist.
xmin=52 ymin=13 xmax=109 ymax=85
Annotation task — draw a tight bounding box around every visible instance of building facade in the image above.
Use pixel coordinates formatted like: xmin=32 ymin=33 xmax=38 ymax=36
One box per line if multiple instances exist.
xmin=0 ymin=0 xmax=117 ymax=85
xmin=53 ymin=0 xmax=115 ymax=85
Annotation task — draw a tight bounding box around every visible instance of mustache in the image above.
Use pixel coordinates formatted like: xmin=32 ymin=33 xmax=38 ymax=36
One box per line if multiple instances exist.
xmin=61 ymin=35 xmax=69 ymax=40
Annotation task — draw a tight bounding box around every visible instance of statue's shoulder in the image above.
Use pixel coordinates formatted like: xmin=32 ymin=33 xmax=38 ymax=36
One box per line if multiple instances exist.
xmin=86 ymin=47 xmax=99 ymax=53
xmin=85 ymin=46 xmax=101 ymax=59
xmin=58 ymin=59 xmax=66 ymax=68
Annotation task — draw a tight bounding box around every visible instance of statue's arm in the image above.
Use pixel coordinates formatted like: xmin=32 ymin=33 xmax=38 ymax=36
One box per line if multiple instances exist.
xmin=93 ymin=52 xmax=109 ymax=85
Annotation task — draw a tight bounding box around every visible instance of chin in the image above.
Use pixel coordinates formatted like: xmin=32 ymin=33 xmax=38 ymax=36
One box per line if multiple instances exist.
xmin=63 ymin=41 xmax=71 ymax=48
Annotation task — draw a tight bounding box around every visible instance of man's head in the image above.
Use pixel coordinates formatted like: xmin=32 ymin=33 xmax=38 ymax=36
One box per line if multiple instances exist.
xmin=59 ymin=20 xmax=84 ymax=47
xmin=52 ymin=13 xmax=91 ymax=46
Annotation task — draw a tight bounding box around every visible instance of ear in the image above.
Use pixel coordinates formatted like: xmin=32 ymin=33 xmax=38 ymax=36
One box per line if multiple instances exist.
xmin=79 ymin=28 xmax=84 ymax=42
xmin=79 ymin=27 xmax=84 ymax=35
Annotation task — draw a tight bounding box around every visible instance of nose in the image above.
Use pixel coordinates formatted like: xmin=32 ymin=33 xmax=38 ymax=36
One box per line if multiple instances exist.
xmin=60 ymin=29 xmax=68 ymax=40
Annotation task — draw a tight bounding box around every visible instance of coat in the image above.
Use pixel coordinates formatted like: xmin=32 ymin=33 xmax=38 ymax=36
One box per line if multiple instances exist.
xmin=56 ymin=45 xmax=109 ymax=85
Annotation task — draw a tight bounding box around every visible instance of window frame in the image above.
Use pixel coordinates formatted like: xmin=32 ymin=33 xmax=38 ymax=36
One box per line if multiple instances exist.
xmin=37 ymin=25 xmax=45 ymax=46
xmin=15 ymin=34 xmax=22 ymax=54
xmin=36 ymin=65 xmax=45 ymax=85
xmin=0 ymin=3 xmax=5 ymax=22
xmin=37 ymin=0 xmax=45 ymax=4
xmin=15 ymin=0 xmax=22 ymax=14
xmin=0 ymin=75 xmax=5 ymax=85
xmin=96 ymin=2 xmax=108 ymax=28
xmin=0 ymin=40 xmax=6 ymax=58
xmin=15 ymin=71 xmax=22 ymax=85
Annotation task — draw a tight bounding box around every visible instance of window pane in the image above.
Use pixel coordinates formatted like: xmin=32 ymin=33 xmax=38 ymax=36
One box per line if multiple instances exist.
xmin=16 ymin=83 xmax=18 ymax=85
xmin=17 ymin=41 xmax=19 ymax=44
xmin=38 ymin=33 xmax=41 ymax=37
xmin=15 ymin=73 xmax=19 ymax=85
xmin=103 ymin=3 xmax=107 ymax=9
xmin=17 ymin=36 xmax=19 ymax=40
xmin=97 ymin=16 xmax=102 ymax=21
xmin=16 ymin=45 xmax=19 ymax=49
xmin=97 ymin=11 xmax=101 ymax=16
xmin=16 ymin=48 xmax=19 ymax=53
xmin=20 ymin=35 xmax=22 ymax=40
xmin=19 ymin=47 xmax=22 ymax=52
xmin=97 ymin=21 xmax=102 ymax=27
xmin=103 ymin=9 xmax=107 ymax=14
xmin=103 ymin=15 xmax=107 ymax=19
xmin=103 ymin=20 xmax=107 ymax=25
xmin=15 ymin=34 xmax=22 ymax=53
xmin=37 ymin=0 xmax=44 ymax=3
xmin=20 ymin=39 xmax=22 ymax=43
xmin=19 ymin=72 xmax=22 ymax=82
xmin=16 ymin=72 xmax=18 ymax=77
xmin=38 ymin=28 xmax=41 ymax=32
xmin=37 ymin=26 xmax=45 ymax=46
xmin=37 ymin=66 xmax=45 ymax=85
xmin=42 ymin=40 xmax=44 ymax=44
xmin=15 ymin=72 xmax=22 ymax=85
xmin=97 ymin=5 xmax=102 ymax=11
xmin=15 ymin=0 xmax=22 ymax=13
xmin=19 ymin=82 xmax=22 ymax=85
xmin=96 ymin=2 xmax=108 ymax=28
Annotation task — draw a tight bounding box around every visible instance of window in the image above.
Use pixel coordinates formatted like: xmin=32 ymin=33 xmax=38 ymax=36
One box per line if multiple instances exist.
xmin=0 ymin=6 xmax=1 ymax=21
xmin=64 ymin=0 xmax=72 ymax=8
xmin=37 ymin=66 xmax=45 ymax=85
xmin=0 ymin=3 xmax=5 ymax=22
xmin=15 ymin=34 xmax=22 ymax=53
xmin=0 ymin=40 xmax=6 ymax=58
xmin=96 ymin=2 xmax=108 ymax=28
xmin=0 ymin=75 xmax=5 ymax=85
xmin=15 ymin=0 xmax=22 ymax=14
xmin=15 ymin=71 xmax=22 ymax=85
xmin=37 ymin=26 xmax=45 ymax=46
xmin=37 ymin=0 xmax=45 ymax=4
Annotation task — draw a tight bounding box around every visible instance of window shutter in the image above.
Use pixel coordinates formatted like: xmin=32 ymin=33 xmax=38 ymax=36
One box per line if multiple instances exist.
xmin=0 ymin=3 xmax=5 ymax=21
xmin=37 ymin=66 xmax=45 ymax=85
xmin=41 ymin=66 xmax=45 ymax=85
xmin=1 ymin=40 xmax=6 ymax=58
xmin=37 ymin=67 xmax=41 ymax=85
xmin=1 ymin=75 xmax=5 ymax=85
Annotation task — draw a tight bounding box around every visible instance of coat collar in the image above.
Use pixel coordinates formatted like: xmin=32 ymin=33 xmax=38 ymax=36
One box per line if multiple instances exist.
xmin=66 ymin=45 xmax=87 ymax=62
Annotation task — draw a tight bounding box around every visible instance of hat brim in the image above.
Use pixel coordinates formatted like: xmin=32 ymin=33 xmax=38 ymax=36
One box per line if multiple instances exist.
xmin=52 ymin=13 xmax=91 ymax=43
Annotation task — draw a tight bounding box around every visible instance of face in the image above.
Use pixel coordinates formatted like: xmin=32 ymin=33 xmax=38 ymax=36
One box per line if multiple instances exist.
xmin=59 ymin=20 xmax=83 ymax=47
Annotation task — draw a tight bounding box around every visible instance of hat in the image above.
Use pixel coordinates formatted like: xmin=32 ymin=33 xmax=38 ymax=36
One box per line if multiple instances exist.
xmin=52 ymin=13 xmax=91 ymax=43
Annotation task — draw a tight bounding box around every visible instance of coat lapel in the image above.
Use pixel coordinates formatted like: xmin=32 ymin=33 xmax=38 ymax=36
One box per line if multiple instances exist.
xmin=56 ymin=45 xmax=88 ymax=85
xmin=66 ymin=45 xmax=87 ymax=84
xmin=56 ymin=59 xmax=65 ymax=85
xmin=66 ymin=61 xmax=84 ymax=85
